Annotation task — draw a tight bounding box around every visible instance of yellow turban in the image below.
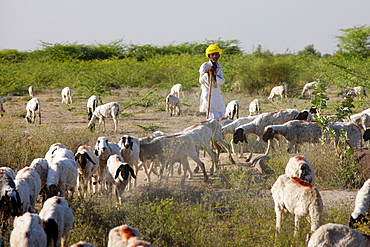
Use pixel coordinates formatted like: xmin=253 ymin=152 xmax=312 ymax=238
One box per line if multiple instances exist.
xmin=205 ymin=44 xmax=222 ymax=57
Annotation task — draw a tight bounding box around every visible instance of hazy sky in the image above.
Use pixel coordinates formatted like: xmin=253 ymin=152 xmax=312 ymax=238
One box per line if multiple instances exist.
xmin=1 ymin=0 xmax=369 ymax=54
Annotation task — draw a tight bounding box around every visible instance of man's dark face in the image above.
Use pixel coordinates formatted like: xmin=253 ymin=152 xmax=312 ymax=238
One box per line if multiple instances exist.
xmin=208 ymin=52 xmax=220 ymax=63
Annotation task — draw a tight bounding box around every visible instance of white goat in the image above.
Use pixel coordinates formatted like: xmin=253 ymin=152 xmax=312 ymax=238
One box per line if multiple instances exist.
xmin=225 ymin=100 xmax=239 ymax=120
xmin=61 ymin=87 xmax=73 ymax=105
xmin=170 ymin=83 xmax=185 ymax=98
xmin=75 ymin=145 xmax=99 ymax=196
xmin=107 ymin=224 xmax=141 ymax=247
xmin=271 ymin=174 xmax=323 ymax=238
xmin=15 ymin=167 xmax=41 ymax=213
xmin=285 ymin=155 xmax=315 ymax=185
xmin=28 ymin=86 xmax=35 ymax=98
xmin=45 ymin=143 xmax=75 ymax=165
xmin=231 ymin=80 xmax=242 ymax=92
xmin=13 ymin=178 xmax=31 ymax=215
xmin=222 ymin=115 xmax=259 ymax=157
xmin=10 ymin=212 xmax=47 ymax=247
xmin=262 ymin=120 xmax=322 ymax=154
xmin=39 ymin=196 xmax=74 ymax=247
xmin=30 ymin=158 xmax=49 ymax=188
xmin=268 ymin=85 xmax=287 ymax=101
xmin=349 ymin=178 xmax=370 ymax=228
xmin=88 ymin=102 xmax=120 ymax=132
xmin=70 ymin=241 xmax=96 ymax=247
xmin=349 ymin=111 xmax=370 ymax=147
xmin=94 ymin=136 xmax=121 ymax=193
xmin=354 ymin=86 xmax=367 ymax=97
xmin=87 ymin=95 xmax=99 ymax=121
xmin=139 ymin=133 xmax=209 ymax=182
xmin=249 ymin=99 xmax=262 ymax=116
xmin=166 ymin=94 xmax=181 ymax=116
xmin=308 ymin=223 xmax=370 ymax=247
xmin=0 ymin=96 xmax=5 ymax=117
xmin=25 ymin=97 xmax=41 ymax=124
xmin=106 ymin=154 xmax=136 ymax=203
xmin=329 ymin=121 xmax=362 ymax=149
xmin=233 ymin=109 xmax=312 ymax=162
xmin=302 ymin=79 xmax=321 ymax=97
xmin=118 ymin=135 xmax=140 ymax=189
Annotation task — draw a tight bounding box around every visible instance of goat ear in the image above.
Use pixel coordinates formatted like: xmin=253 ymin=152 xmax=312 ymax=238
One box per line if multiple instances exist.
xmin=114 ymin=166 xmax=123 ymax=180
xmin=85 ymin=153 xmax=96 ymax=165
xmin=129 ymin=166 xmax=136 ymax=179
xmin=94 ymin=150 xmax=99 ymax=156
xmin=295 ymin=111 xmax=309 ymax=120
xmin=263 ymin=128 xmax=274 ymax=142
xmin=364 ymin=129 xmax=370 ymax=141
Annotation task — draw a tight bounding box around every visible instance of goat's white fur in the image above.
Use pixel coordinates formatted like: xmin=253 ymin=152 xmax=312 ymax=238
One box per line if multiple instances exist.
xmin=285 ymin=155 xmax=315 ymax=185
xmin=75 ymin=145 xmax=99 ymax=196
xmin=30 ymin=158 xmax=49 ymax=188
xmin=268 ymin=85 xmax=287 ymax=101
xmin=39 ymin=196 xmax=74 ymax=247
xmin=349 ymin=178 xmax=370 ymax=228
xmin=118 ymin=135 xmax=140 ymax=189
xmin=25 ymin=97 xmax=41 ymax=124
xmin=249 ymin=99 xmax=261 ymax=116
xmin=88 ymin=102 xmax=120 ymax=132
xmin=61 ymin=87 xmax=73 ymax=105
xmin=87 ymin=95 xmax=99 ymax=120
xmin=15 ymin=167 xmax=41 ymax=213
xmin=302 ymin=79 xmax=321 ymax=97
xmin=28 ymin=86 xmax=35 ymax=98
xmin=225 ymin=100 xmax=239 ymax=120
xmin=108 ymin=224 xmax=141 ymax=247
xmin=329 ymin=121 xmax=362 ymax=149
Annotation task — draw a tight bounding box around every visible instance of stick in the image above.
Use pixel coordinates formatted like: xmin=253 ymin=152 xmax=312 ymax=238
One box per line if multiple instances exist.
xmin=206 ymin=69 xmax=213 ymax=120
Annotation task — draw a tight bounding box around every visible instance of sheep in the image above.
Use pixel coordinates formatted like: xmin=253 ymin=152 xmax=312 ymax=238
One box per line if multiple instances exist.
xmin=15 ymin=167 xmax=41 ymax=213
xmin=301 ymin=79 xmax=321 ymax=97
xmin=344 ymin=86 xmax=367 ymax=99
xmin=30 ymin=158 xmax=49 ymax=188
xmin=249 ymin=99 xmax=262 ymax=116
xmin=75 ymin=145 xmax=99 ymax=196
xmin=0 ymin=96 xmax=5 ymax=117
xmin=87 ymin=95 xmax=99 ymax=121
xmin=45 ymin=143 xmax=75 ymax=165
xmin=107 ymin=224 xmax=141 ymax=247
xmin=268 ymin=84 xmax=287 ymax=101
xmin=88 ymin=102 xmax=120 ymax=132
xmin=139 ymin=133 xmax=209 ymax=182
xmin=13 ymin=178 xmax=31 ymax=215
xmin=285 ymin=155 xmax=315 ymax=185
xmin=354 ymin=85 xmax=367 ymax=97
xmin=349 ymin=178 xmax=370 ymax=228
xmin=41 ymin=157 xmax=78 ymax=200
xmin=118 ymin=135 xmax=140 ymax=189
xmin=271 ymin=174 xmax=323 ymax=238
xmin=262 ymin=120 xmax=322 ymax=154
xmin=39 ymin=196 xmax=74 ymax=247
xmin=224 ymin=100 xmax=239 ymax=120
xmin=170 ymin=83 xmax=185 ymax=98
xmin=165 ymin=94 xmax=181 ymax=116
xmin=70 ymin=241 xmax=96 ymax=247
xmin=348 ymin=111 xmax=370 ymax=146
xmin=230 ymin=80 xmax=242 ymax=92
xmin=127 ymin=240 xmax=154 ymax=247
xmin=308 ymin=223 xmax=370 ymax=247
xmin=233 ymin=109 xmax=313 ymax=162
xmin=222 ymin=115 xmax=259 ymax=158
xmin=10 ymin=212 xmax=47 ymax=247
xmin=0 ymin=167 xmax=21 ymax=231
xmin=61 ymin=87 xmax=73 ymax=105
xmin=28 ymin=85 xmax=35 ymax=98
xmin=94 ymin=137 xmax=121 ymax=193
xmin=25 ymin=97 xmax=41 ymax=124
xmin=106 ymin=154 xmax=136 ymax=203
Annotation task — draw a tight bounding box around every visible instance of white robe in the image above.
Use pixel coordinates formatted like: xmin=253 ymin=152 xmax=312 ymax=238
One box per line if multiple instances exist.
xmin=199 ymin=61 xmax=226 ymax=113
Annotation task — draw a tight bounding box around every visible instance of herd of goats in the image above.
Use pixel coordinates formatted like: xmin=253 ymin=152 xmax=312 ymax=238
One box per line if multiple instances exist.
xmin=1 ymin=80 xmax=370 ymax=246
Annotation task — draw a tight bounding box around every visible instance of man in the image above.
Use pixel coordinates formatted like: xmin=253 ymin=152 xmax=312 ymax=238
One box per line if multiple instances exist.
xmin=199 ymin=44 xmax=226 ymax=120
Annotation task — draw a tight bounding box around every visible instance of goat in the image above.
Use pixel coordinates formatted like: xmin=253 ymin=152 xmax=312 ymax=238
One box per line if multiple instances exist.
xmin=106 ymin=154 xmax=136 ymax=203
xmin=70 ymin=241 xmax=96 ymax=247
xmin=30 ymin=158 xmax=49 ymax=188
xmin=262 ymin=120 xmax=322 ymax=154
xmin=118 ymin=135 xmax=140 ymax=189
xmin=107 ymin=224 xmax=141 ymax=247
xmin=61 ymin=87 xmax=73 ymax=105
xmin=170 ymin=83 xmax=185 ymax=98
xmin=28 ymin=86 xmax=35 ymax=98
xmin=15 ymin=167 xmax=41 ymax=213
xmin=308 ymin=223 xmax=370 ymax=247
xmin=268 ymin=84 xmax=287 ymax=101
xmin=94 ymin=137 xmax=121 ymax=193
xmin=166 ymin=94 xmax=181 ymax=116
xmin=302 ymin=79 xmax=321 ymax=97
xmin=230 ymin=80 xmax=242 ymax=92
xmin=233 ymin=109 xmax=312 ymax=162
xmin=39 ymin=196 xmax=74 ymax=247
xmin=10 ymin=212 xmax=47 ymax=247
xmin=25 ymin=97 xmax=41 ymax=124
xmin=249 ymin=99 xmax=262 ymax=116
xmin=225 ymin=100 xmax=239 ymax=120
xmin=329 ymin=121 xmax=362 ymax=149
xmin=75 ymin=145 xmax=99 ymax=196
xmin=285 ymin=155 xmax=315 ymax=185
xmin=271 ymin=175 xmax=323 ymax=239
xmin=87 ymin=95 xmax=99 ymax=121
xmin=88 ymin=102 xmax=120 ymax=132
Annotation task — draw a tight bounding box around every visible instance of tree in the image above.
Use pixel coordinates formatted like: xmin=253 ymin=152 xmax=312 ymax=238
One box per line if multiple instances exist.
xmin=336 ymin=25 xmax=370 ymax=58
xmin=297 ymin=44 xmax=321 ymax=57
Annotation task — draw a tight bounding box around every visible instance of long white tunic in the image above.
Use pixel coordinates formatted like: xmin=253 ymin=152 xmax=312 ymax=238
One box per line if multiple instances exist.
xmin=199 ymin=61 xmax=226 ymax=113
